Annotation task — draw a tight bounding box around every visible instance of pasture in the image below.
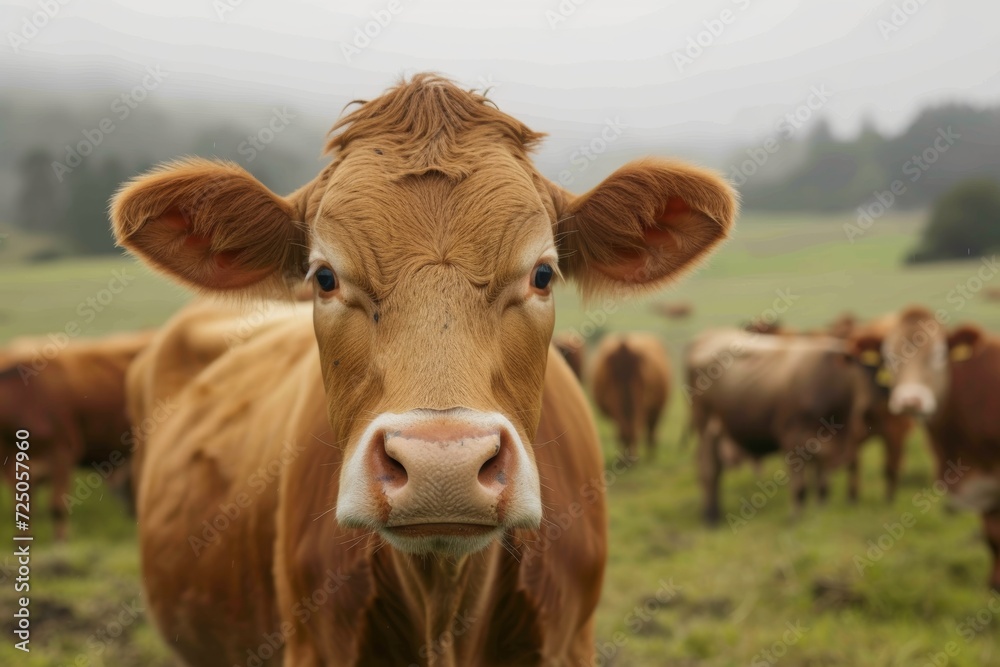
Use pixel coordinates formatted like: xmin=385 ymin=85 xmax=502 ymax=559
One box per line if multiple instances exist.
xmin=3 ymin=211 xmax=1000 ymax=666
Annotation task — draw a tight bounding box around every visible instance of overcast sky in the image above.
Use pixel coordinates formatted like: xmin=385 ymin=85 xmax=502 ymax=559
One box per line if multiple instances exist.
xmin=2 ymin=0 xmax=998 ymax=151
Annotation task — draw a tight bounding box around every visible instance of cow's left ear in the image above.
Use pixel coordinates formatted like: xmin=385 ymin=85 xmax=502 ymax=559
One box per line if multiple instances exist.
xmin=948 ymin=324 xmax=983 ymax=362
xmin=549 ymin=158 xmax=737 ymax=295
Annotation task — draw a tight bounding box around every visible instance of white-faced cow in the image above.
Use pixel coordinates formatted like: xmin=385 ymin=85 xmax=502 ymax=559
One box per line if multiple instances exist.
xmin=849 ymin=307 xmax=1000 ymax=589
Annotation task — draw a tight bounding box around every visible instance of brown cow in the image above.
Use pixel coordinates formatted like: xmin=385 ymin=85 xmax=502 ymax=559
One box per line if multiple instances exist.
xmin=651 ymin=300 xmax=694 ymax=319
xmin=738 ymin=312 xmax=912 ymax=502
xmin=111 ymin=74 xmax=737 ymax=665
xmin=0 ymin=330 xmax=154 ymax=539
xmin=848 ymin=308 xmax=1000 ymax=588
xmin=591 ymin=333 xmax=671 ymax=461
xmin=686 ymin=329 xmax=871 ymax=524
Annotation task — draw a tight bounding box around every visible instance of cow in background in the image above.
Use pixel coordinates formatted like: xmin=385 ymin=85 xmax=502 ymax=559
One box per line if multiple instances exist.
xmin=687 ymin=329 xmax=871 ymax=524
xmin=651 ymin=300 xmax=694 ymax=320
xmin=591 ymin=333 xmax=671 ymax=461
xmin=0 ymin=329 xmax=154 ymax=539
xmin=849 ymin=307 xmax=1000 ymax=588
xmin=740 ymin=311 xmax=914 ymax=502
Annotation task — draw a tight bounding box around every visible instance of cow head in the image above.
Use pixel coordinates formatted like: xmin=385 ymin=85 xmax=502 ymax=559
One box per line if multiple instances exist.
xmin=849 ymin=306 xmax=952 ymax=417
xmin=111 ymin=75 xmax=737 ymax=556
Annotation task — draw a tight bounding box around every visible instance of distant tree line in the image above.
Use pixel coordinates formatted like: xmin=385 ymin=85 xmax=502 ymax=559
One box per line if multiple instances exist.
xmin=737 ymin=104 xmax=1000 ymax=213
xmin=15 ymin=148 xmax=135 ymax=256
xmin=3 ymin=94 xmax=326 ymax=259
xmin=6 ymin=93 xmax=1000 ymax=261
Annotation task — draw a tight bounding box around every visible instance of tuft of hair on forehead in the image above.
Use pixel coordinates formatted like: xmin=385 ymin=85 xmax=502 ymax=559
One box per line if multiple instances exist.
xmin=324 ymin=73 xmax=546 ymax=179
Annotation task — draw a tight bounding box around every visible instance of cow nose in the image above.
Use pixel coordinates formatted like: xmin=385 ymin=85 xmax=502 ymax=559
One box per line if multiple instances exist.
xmin=370 ymin=416 xmax=516 ymax=527
xmin=889 ymin=383 xmax=937 ymax=416
xmin=336 ymin=408 xmax=542 ymax=552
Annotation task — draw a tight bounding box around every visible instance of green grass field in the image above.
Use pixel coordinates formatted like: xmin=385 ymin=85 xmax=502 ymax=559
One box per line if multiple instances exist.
xmin=3 ymin=211 xmax=1000 ymax=666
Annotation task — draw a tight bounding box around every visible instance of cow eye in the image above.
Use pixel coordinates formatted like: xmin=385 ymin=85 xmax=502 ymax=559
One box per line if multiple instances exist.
xmin=532 ymin=264 xmax=554 ymax=291
xmin=315 ymin=267 xmax=338 ymax=293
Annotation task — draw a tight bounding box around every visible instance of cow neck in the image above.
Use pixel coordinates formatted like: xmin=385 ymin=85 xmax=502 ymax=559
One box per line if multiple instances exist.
xmin=390 ymin=545 xmax=496 ymax=666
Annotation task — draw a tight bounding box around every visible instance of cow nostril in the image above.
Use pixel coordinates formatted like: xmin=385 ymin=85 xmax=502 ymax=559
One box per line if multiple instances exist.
xmin=373 ymin=434 xmax=408 ymax=489
xmin=477 ymin=435 xmax=511 ymax=490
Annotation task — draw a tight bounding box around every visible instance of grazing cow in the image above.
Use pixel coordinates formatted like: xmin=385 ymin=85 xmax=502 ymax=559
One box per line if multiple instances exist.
xmin=552 ymin=332 xmax=585 ymax=380
xmin=591 ymin=333 xmax=671 ymax=461
xmin=848 ymin=307 xmax=1000 ymax=588
xmin=111 ymin=75 xmax=737 ymax=665
xmin=651 ymin=300 xmax=693 ymax=320
xmin=686 ymin=329 xmax=870 ymax=524
xmin=0 ymin=330 xmax=155 ymax=539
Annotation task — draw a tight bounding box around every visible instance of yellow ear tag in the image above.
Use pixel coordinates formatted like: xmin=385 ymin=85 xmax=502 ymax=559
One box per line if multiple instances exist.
xmin=860 ymin=350 xmax=881 ymax=366
xmin=950 ymin=344 xmax=973 ymax=362
xmin=875 ymin=367 xmax=893 ymax=387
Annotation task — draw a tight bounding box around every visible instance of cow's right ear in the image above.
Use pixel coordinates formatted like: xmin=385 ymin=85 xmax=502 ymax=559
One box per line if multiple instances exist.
xmin=111 ymin=158 xmax=310 ymax=293
xmin=948 ymin=324 xmax=983 ymax=362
